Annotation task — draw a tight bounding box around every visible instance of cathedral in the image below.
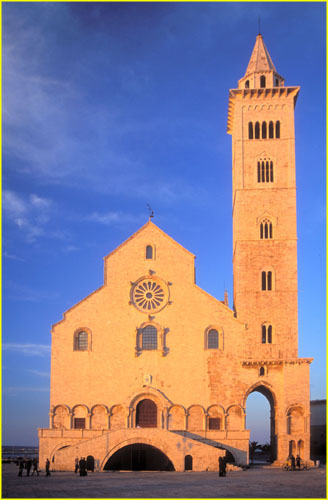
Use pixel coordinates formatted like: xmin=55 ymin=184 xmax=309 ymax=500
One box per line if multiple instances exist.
xmin=38 ymin=34 xmax=312 ymax=471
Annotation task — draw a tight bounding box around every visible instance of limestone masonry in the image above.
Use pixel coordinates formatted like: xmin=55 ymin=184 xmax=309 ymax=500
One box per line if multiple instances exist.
xmin=39 ymin=34 xmax=312 ymax=472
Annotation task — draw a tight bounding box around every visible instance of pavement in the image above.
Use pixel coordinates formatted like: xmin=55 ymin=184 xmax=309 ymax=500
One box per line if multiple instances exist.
xmin=1 ymin=463 xmax=326 ymax=498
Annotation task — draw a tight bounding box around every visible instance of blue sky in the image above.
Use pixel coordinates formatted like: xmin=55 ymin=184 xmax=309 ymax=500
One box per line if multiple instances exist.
xmin=2 ymin=2 xmax=326 ymax=446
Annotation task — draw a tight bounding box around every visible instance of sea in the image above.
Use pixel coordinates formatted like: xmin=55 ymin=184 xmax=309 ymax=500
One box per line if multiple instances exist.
xmin=2 ymin=446 xmax=38 ymax=461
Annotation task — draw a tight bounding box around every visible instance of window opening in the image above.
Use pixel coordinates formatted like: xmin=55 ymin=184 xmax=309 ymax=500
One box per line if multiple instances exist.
xmin=142 ymin=325 xmax=158 ymax=350
xmin=208 ymin=329 xmax=219 ymax=349
xmin=76 ymin=331 xmax=88 ymax=351
xmin=208 ymin=417 xmax=221 ymax=430
xmin=146 ymin=245 xmax=153 ymax=259
xmin=260 ymin=76 xmax=266 ymax=88
xmin=245 ymin=80 xmax=250 ymax=89
xmin=255 ymin=122 xmax=260 ymax=139
xmin=262 ymin=122 xmax=267 ymax=139
xmin=269 ymin=121 xmax=274 ymax=138
xmin=275 ymin=121 xmax=280 ymax=139
xmin=74 ymin=418 xmax=86 ymax=429
xmin=259 ymin=367 xmax=265 ymax=376
xmin=248 ymin=122 xmax=253 ymax=139
xmin=136 ymin=399 xmax=157 ymax=428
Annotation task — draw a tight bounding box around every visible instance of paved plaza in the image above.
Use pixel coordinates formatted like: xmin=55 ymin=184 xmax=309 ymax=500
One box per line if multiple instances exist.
xmin=1 ymin=463 xmax=326 ymax=498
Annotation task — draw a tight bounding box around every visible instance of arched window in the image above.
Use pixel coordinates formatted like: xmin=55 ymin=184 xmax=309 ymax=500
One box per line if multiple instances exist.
xmin=260 ymin=219 xmax=273 ymax=239
xmin=255 ymin=122 xmax=260 ymax=139
xmin=269 ymin=121 xmax=274 ymax=139
xmin=262 ymin=122 xmax=267 ymax=139
xmin=141 ymin=325 xmax=158 ymax=350
xmin=248 ymin=122 xmax=253 ymax=139
xmin=275 ymin=121 xmax=280 ymax=139
xmin=208 ymin=329 xmax=219 ymax=349
xmin=260 ymin=75 xmax=266 ymax=88
xmin=270 ymin=161 xmax=274 ymax=182
xmin=136 ymin=399 xmax=157 ymax=428
xmin=259 ymin=367 xmax=265 ymax=376
xmin=75 ymin=331 xmax=88 ymax=351
xmin=245 ymin=80 xmax=250 ymax=89
xmin=262 ymin=324 xmax=272 ymax=344
xmin=261 ymin=271 xmax=273 ymax=291
xmin=146 ymin=245 xmax=153 ymax=259
xmin=275 ymin=78 xmax=279 ymax=87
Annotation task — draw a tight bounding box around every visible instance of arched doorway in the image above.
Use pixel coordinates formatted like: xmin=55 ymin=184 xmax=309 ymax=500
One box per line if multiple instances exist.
xmin=103 ymin=444 xmax=175 ymax=471
xmin=184 ymin=455 xmax=192 ymax=470
xmin=245 ymin=385 xmax=276 ymax=463
xmin=136 ymin=399 xmax=157 ymax=428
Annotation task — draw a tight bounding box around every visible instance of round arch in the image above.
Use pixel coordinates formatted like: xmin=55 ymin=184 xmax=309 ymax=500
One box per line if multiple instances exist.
xmin=101 ymin=438 xmax=176 ymax=471
xmin=244 ymin=382 xmax=277 ymax=462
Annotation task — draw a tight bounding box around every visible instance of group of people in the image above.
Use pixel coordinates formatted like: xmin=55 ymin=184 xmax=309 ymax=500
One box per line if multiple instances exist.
xmin=218 ymin=456 xmax=227 ymax=477
xmin=75 ymin=456 xmax=93 ymax=476
xmin=17 ymin=458 xmax=40 ymax=476
xmin=287 ymin=454 xmax=302 ymax=470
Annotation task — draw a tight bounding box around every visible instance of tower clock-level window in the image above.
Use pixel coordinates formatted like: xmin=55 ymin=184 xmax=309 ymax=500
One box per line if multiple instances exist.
xmin=75 ymin=331 xmax=88 ymax=351
xmin=261 ymin=271 xmax=273 ymax=291
xmin=260 ymin=75 xmax=266 ymax=88
xmin=142 ymin=325 xmax=158 ymax=350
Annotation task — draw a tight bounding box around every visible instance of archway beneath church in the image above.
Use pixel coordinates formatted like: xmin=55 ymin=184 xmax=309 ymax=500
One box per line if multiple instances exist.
xmin=245 ymin=385 xmax=276 ymax=463
xmin=103 ymin=444 xmax=175 ymax=471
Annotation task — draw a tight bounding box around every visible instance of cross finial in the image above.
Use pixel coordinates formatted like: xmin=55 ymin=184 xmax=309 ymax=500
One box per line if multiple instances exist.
xmin=258 ymin=16 xmax=261 ymax=35
xmin=147 ymin=204 xmax=154 ymax=220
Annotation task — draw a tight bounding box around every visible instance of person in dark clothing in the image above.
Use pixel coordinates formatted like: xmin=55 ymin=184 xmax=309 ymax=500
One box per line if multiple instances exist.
xmin=31 ymin=458 xmax=39 ymax=476
xmin=79 ymin=457 xmax=87 ymax=476
xmin=45 ymin=458 xmax=51 ymax=476
xmin=74 ymin=457 xmax=79 ymax=474
xmin=296 ymin=455 xmax=301 ymax=469
xmin=291 ymin=454 xmax=296 ymax=470
xmin=18 ymin=459 xmax=24 ymax=477
xmin=222 ymin=456 xmax=227 ymax=477
xmin=25 ymin=458 xmax=32 ymax=476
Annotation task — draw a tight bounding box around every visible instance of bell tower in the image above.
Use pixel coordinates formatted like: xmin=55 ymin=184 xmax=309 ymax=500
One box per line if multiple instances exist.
xmin=227 ymin=34 xmax=300 ymax=359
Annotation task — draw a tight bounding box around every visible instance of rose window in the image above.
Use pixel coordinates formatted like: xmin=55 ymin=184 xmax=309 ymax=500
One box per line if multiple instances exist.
xmin=131 ymin=277 xmax=169 ymax=313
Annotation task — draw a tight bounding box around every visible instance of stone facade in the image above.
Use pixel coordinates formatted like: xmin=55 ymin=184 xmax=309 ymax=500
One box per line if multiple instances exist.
xmin=38 ymin=35 xmax=312 ymax=471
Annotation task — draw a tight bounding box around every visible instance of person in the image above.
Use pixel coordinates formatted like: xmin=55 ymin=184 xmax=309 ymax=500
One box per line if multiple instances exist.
xmin=79 ymin=457 xmax=87 ymax=476
xmin=45 ymin=458 xmax=51 ymax=476
xmin=296 ymin=455 xmax=301 ymax=469
xmin=31 ymin=458 xmax=39 ymax=476
xmin=222 ymin=456 xmax=227 ymax=477
xmin=18 ymin=458 xmax=24 ymax=477
xmin=290 ymin=454 xmax=296 ymax=470
xmin=74 ymin=457 xmax=79 ymax=474
xmin=25 ymin=458 xmax=32 ymax=477
xmin=218 ymin=456 xmax=224 ymax=477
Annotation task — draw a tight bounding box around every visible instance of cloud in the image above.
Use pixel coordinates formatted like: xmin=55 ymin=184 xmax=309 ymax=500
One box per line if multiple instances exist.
xmin=3 ymin=280 xmax=59 ymax=302
xmin=3 ymin=251 xmax=25 ymax=261
xmin=3 ymin=190 xmax=54 ymax=243
xmin=3 ymin=343 xmax=51 ymax=356
xmin=87 ymin=211 xmax=143 ymax=226
xmin=27 ymin=369 xmax=50 ymax=378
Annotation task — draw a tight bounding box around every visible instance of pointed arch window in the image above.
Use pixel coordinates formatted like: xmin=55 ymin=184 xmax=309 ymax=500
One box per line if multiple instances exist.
xmin=248 ymin=122 xmax=254 ymax=139
xmin=260 ymin=75 xmax=266 ymax=88
xmin=262 ymin=324 xmax=273 ymax=344
xmin=245 ymin=80 xmax=250 ymax=89
xmin=275 ymin=121 xmax=280 ymax=139
xmin=262 ymin=121 xmax=267 ymax=139
xmin=260 ymin=219 xmax=273 ymax=239
xmin=261 ymin=271 xmax=273 ymax=291
xmin=269 ymin=121 xmax=274 ymax=138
